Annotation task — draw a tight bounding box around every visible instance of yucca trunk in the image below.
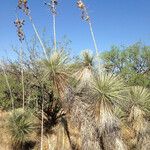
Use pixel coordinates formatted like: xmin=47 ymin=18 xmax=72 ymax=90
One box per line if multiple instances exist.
xmin=80 ymin=113 xmax=101 ymax=150
xmin=95 ymin=98 xmax=118 ymax=132
xmin=95 ymin=98 xmax=127 ymax=150
xmin=129 ymin=106 xmax=150 ymax=150
xmin=66 ymin=92 xmax=101 ymax=150
xmin=75 ymin=67 xmax=93 ymax=90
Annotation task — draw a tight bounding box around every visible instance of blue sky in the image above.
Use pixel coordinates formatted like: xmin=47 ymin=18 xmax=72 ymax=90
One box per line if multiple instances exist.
xmin=0 ymin=0 xmax=150 ymax=58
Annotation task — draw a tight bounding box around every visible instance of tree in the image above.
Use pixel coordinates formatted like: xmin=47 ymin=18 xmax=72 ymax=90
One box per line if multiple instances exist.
xmin=102 ymin=42 xmax=150 ymax=87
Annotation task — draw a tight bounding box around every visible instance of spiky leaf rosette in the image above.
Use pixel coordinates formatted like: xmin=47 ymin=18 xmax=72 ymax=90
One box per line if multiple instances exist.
xmin=90 ymin=73 xmax=126 ymax=133
xmin=7 ymin=109 xmax=35 ymax=148
xmin=81 ymin=50 xmax=93 ymax=67
xmin=41 ymin=50 xmax=70 ymax=98
xmin=73 ymin=51 xmax=94 ymax=90
xmin=128 ymin=86 xmax=150 ymax=112
xmin=128 ymin=86 xmax=150 ymax=147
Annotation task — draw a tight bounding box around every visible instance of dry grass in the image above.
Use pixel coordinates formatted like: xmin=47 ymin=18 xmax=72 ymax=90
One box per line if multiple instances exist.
xmin=0 ymin=108 xmax=150 ymax=150
xmin=0 ymin=110 xmax=12 ymax=150
xmin=34 ymin=119 xmax=81 ymax=150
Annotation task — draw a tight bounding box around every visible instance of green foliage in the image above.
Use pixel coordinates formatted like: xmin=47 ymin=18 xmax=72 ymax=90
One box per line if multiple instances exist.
xmin=87 ymin=73 xmax=126 ymax=133
xmin=7 ymin=109 xmax=35 ymax=148
xmin=91 ymin=73 xmax=125 ymax=103
xmin=102 ymin=42 xmax=150 ymax=87
xmin=81 ymin=50 xmax=94 ymax=67
xmin=0 ymin=70 xmax=22 ymax=109
xmin=41 ymin=50 xmax=71 ymax=97
xmin=0 ymin=41 xmax=150 ymax=150
xmin=128 ymin=86 xmax=150 ymax=113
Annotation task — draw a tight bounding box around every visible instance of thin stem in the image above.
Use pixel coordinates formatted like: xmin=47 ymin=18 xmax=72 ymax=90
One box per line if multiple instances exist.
xmin=62 ymin=123 xmax=65 ymax=150
xmin=88 ymin=20 xmax=101 ymax=69
xmin=20 ymin=44 xmax=25 ymax=110
xmin=45 ymin=1 xmax=57 ymax=51
xmin=40 ymin=91 xmax=44 ymax=150
xmin=88 ymin=20 xmax=99 ymax=60
xmin=28 ymin=15 xmax=48 ymax=60
xmin=47 ymin=135 xmax=52 ymax=150
xmin=51 ymin=0 xmax=57 ymax=51
xmin=1 ymin=63 xmax=14 ymax=111
xmin=78 ymin=0 xmax=101 ymax=69
xmin=83 ymin=5 xmax=100 ymax=68
xmin=53 ymin=13 xmax=57 ymax=51
xmin=82 ymin=5 xmax=99 ymax=57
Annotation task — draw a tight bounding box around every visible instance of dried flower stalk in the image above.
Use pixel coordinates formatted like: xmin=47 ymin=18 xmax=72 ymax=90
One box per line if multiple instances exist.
xmin=14 ymin=18 xmax=25 ymax=42
xmin=14 ymin=18 xmax=25 ymax=110
xmin=17 ymin=0 xmax=48 ymax=60
xmin=45 ymin=0 xmax=58 ymax=51
xmin=77 ymin=0 xmax=100 ymax=68
xmin=18 ymin=0 xmax=29 ymax=15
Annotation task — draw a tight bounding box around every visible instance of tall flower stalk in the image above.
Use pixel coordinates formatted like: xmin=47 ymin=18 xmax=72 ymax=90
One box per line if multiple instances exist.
xmin=14 ymin=18 xmax=25 ymax=110
xmin=28 ymin=15 xmax=49 ymax=60
xmin=40 ymin=96 xmax=44 ymax=150
xmin=77 ymin=0 xmax=100 ymax=68
xmin=20 ymin=46 xmax=25 ymax=110
xmin=45 ymin=0 xmax=58 ymax=51
xmin=17 ymin=0 xmax=48 ymax=60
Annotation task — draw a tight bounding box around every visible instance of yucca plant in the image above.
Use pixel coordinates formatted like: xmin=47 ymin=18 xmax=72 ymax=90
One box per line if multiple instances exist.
xmin=68 ymin=50 xmax=94 ymax=129
xmin=72 ymin=50 xmax=94 ymax=89
xmin=128 ymin=86 xmax=150 ymax=150
xmin=38 ymin=50 xmax=70 ymax=150
xmin=89 ymin=73 xmax=127 ymax=149
xmin=39 ymin=49 xmax=71 ymax=149
xmin=67 ymin=54 xmax=127 ymax=149
xmin=41 ymin=50 xmax=71 ymax=99
xmin=49 ymin=51 xmax=96 ymax=149
xmin=7 ymin=109 xmax=36 ymax=150
xmin=91 ymin=73 xmax=125 ymax=130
